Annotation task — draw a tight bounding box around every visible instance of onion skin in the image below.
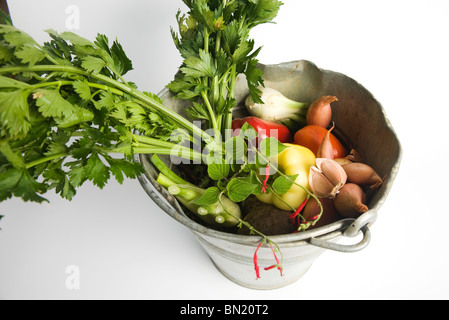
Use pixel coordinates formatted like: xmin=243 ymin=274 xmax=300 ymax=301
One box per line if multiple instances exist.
xmin=346 ymin=149 xmax=363 ymax=163
xmin=306 ymin=96 xmax=338 ymax=128
xmin=342 ymin=162 xmax=383 ymax=189
xmin=334 ymin=183 xmax=369 ymax=218
xmin=335 ymin=149 xmax=363 ymax=166
xmin=317 ymin=123 xmax=336 ymax=159
xmin=334 ymin=157 xmax=353 ymax=166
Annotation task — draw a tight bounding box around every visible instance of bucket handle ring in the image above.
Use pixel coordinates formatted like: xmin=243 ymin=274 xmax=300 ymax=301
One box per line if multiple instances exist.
xmin=308 ymin=224 xmax=371 ymax=253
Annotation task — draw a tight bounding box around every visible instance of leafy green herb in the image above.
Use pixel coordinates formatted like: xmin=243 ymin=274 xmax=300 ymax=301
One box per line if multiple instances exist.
xmin=0 ymin=3 xmax=317 ymax=229
xmin=0 ymin=19 xmax=289 ymax=213
xmin=0 ymin=3 xmax=327 ymax=282
xmin=0 ymin=26 xmax=208 ymax=203
xmin=169 ymin=0 xmax=283 ymax=135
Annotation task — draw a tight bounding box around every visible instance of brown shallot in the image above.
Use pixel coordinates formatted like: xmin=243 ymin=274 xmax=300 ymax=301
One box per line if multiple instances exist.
xmin=342 ymin=162 xmax=383 ymax=189
xmin=346 ymin=149 xmax=363 ymax=163
xmin=306 ymin=96 xmax=338 ymax=128
xmin=334 ymin=183 xmax=369 ymax=218
xmin=335 ymin=149 xmax=363 ymax=166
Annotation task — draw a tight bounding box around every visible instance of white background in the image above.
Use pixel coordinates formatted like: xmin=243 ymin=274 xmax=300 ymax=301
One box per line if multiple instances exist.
xmin=1 ymin=0 xmax=448 ymax=300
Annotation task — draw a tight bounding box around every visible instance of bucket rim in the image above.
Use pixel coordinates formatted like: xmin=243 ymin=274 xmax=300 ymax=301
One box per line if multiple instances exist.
xmin=135 ymin=155 xmax=354 ymax=246
xmin=134 ymin=59 xmax=402 ymax=250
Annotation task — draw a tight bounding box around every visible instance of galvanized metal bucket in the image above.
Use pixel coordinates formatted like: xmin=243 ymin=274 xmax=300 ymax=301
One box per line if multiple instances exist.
xmin=135 ymin=60 xmax=402 ymax=290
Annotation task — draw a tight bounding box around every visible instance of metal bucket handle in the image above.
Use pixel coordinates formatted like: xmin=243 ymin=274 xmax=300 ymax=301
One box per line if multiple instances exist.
xmin=308 ymin=224 xmax=371 ymax=253
xmin=308 ymin=209 xmax=376 ymax=252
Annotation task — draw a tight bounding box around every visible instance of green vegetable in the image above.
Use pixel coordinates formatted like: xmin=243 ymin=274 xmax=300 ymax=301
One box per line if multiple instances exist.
xmin=0 ymin=2 xmax=319 ymax=236
xmin=0 ymin=1 xmax=327 ymax=279
xmin=245 ymin=87 xmax=309 ymax=127
xmin=168 ymin=0 xmax=283 ymax=136
xmin=0 ymin=25 xmax=207 ymax=202
xmin=0 ymin=0 xmax=284 ymax=206
xmin=153 ymin=155 xmax=241 ymax=227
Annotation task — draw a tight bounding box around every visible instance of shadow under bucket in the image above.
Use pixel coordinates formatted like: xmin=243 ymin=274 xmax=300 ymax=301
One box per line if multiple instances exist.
xmin=135 ymin=60 xmax=402 ymax=290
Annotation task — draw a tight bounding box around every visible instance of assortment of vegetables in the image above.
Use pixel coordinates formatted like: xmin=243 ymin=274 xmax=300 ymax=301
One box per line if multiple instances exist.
xmin=0 ymin=1 xmax=384 ymax=279
xmin=244 ymin=85 xmax=384 ymax=230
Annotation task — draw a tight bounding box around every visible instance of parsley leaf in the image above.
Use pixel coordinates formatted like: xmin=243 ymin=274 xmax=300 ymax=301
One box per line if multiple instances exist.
xmin=0 ymin=89 xmax=31 ymax=138
xmin=0 ymin=24 xmax=202 ymax=208
xmin=15 ymin=43 xmax=46 ymax=66
xmin=33 ymin=89 xmax=78 ymax=119
xmin=43 ymin=167 xmax=77 ymax=201
xmin=108 ymin=157 xmax=144 ymax=184
xmin=72 ymin=80 xmax=92 ymax=101
xmin=94 ymin=34 xmax=133 ymax=77
xmin=85 ymin=153 xmax=110 ymax=189
xmin=0 ymin=168 xmax=48 ymax=203
xmin=81 ymin=56 xmax=106 ymax=74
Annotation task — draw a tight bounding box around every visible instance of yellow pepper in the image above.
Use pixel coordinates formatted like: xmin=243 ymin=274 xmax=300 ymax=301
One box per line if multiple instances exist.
xmin=256 ymin=144 xmax=316 ymax=211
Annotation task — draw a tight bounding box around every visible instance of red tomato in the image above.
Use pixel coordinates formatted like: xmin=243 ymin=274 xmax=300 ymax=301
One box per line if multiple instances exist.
xmin=232 ymin=117 xmax=292 ymax=144
xmin=293 ymin=125 xmax=348 ymax=158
